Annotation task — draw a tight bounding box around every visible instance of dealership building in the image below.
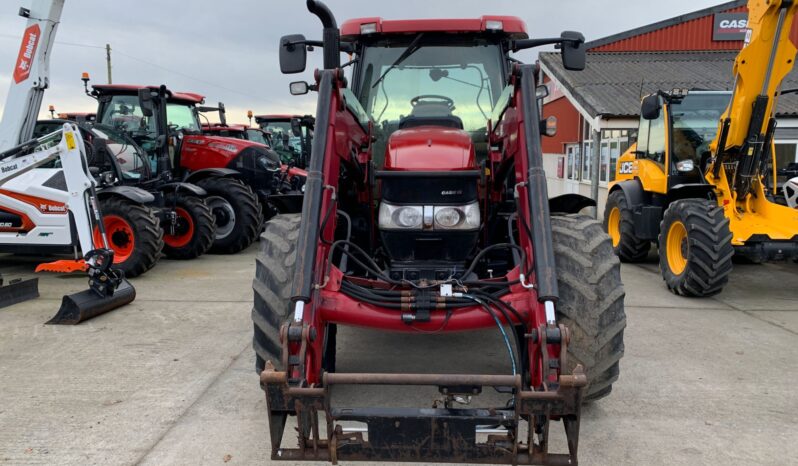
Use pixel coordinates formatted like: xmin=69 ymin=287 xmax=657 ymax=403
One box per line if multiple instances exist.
xmin=538 ymin=0 xmax=798 ymax=216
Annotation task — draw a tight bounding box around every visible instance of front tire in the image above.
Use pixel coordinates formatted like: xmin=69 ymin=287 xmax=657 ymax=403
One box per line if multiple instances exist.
xmin=604 ymin=190 xmax=650 ymax=262
xmin=96 ymin=197 xmax=163 ymax=277
xmin=658 ymin=199 xmax=733 ymax=297
xmin=195 ymin=177 xmax=261 ymax=254
xmin=252 ymin=214 xmax=301 ymax=373
xmin=161 ymin=193 xmax=215 ymax=260
xmin=552 ymin=214 xmax=626 ymax=401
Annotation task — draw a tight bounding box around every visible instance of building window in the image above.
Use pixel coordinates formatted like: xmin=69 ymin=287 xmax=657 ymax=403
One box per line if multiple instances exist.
xmin=566 ymin=143 xmax=580 ymax=181
xmin=600 ymin=141 xmax=609 ymax=183
xmin=582 ymin=140 xmax=593 ymax=181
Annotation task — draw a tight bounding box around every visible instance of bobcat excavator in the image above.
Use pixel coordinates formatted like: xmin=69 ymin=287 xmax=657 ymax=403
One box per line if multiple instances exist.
xmin=607 ymin=0 xmax=798 ymax=297
xmin=0 ymin=0 xmax=135 ymax=323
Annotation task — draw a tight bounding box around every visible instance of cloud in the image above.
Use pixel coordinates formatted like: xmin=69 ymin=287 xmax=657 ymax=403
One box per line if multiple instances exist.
xmin=0 ymin=0 xmax=724 ymax=124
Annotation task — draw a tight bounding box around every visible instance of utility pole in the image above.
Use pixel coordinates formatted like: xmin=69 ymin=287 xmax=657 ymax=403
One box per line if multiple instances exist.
xmin=590 ymin=128 xmax=601 ymax=218
xmin=105 ymin=43 xmax=112 ymax=84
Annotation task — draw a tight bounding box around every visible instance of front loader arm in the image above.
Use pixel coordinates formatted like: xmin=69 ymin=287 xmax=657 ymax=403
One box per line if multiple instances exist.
xmin=708 ymin=0 xmax=798 ymax=198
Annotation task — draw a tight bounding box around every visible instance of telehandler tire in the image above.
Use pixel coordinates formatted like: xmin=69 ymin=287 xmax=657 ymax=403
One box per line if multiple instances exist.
xmin=658 ymin=199 xmax=733 ymax=297
xmin=604 ymin=190 xmax=650 ymax=262
xmin=96 ymin=197 xmax=163 ymax=278
xmin=252 ymin=214 xmax=301 ymax=373
xmin=551 ymin=214 xmax=626 ymax=401
xmin=161 ymin=194 xmax=215 ymax=260
xmin=196 ymin=177 xmax=261 ymax=254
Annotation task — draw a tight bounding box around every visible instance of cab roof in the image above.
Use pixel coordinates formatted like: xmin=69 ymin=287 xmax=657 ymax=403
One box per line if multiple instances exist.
xmin=92 ymin=84 xmax=205 ymax=105
xmin=202 ymin=123 xmax=249 ymax=132
xmin=340 ymin=16 xmax=528 ymax=40
xmin=254 ymin=114 xmax=296 ymax=121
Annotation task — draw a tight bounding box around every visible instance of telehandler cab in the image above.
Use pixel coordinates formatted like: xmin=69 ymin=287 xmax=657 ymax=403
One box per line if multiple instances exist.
xmin=253 ymin=1 xmax=625 ymax=464
xmin=607 ymin=0 xmax=798 ymax=297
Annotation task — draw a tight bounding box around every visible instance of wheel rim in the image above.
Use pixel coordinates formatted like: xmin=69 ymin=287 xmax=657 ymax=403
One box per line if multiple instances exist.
xmin=94 ymin=215 xmax=135 ymax=263
xmin=164 ymin=207 xmax=195 ymax=248
xmin=666 ymin=220 xmax=688 ymax=275
xmin=206 ymin=195 xmax=236 ymax=240
xmin=607 ymin=207 xmax=621 ymax=247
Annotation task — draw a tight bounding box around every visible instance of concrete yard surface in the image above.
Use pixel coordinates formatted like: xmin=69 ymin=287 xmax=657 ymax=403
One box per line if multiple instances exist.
xmin=1 ymin=246 xmax=797 ymax=465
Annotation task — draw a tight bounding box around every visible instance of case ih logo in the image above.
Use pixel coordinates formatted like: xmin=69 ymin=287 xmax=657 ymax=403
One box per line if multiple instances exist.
xmin=13 ymin=24 xmax=40 ymax=84
xmin=713 ymin=13 xmax=748 ymax=41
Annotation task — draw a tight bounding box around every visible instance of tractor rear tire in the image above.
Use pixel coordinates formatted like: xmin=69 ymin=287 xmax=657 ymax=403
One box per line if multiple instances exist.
xmin=551 ymin=214 xmax=626 ymax=402
xmin=97 ymin=197 xmax=163 ymax=278
xmin=252 ymin=214 xmax=301 ymax=373
xmin=658 ymin=199 xmax=733 ymax=297
xmin=604 ymin=190 xmax=650 ymax=262
xmin=162 ymin=194 xmax=215 ymax=260
xmin=195 ymin=177 xmax=261 ymax=254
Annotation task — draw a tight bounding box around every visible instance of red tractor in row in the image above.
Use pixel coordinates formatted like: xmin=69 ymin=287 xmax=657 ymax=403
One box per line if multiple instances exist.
xmin=254 ymin=113 xmax=314 ymax=168
xmin=253 ymin=1 xmax=625 ymax=464
xmin=83 ymin=81 xmax=263 ymax=254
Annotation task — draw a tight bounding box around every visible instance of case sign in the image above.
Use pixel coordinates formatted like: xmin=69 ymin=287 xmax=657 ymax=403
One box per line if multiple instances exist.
xmin=713 ymin=13 xmax=748 ymax=41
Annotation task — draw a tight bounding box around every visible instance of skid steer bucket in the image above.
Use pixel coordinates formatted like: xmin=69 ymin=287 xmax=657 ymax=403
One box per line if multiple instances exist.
xmin=47 ymin=278 xmax=135 ymax=325
xmin=0 ymin=275 xmax=39 ymax=309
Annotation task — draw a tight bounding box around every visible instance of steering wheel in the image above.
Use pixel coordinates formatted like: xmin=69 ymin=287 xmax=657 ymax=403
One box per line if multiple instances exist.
xmin=410 ymin=95 xmax=455 ymax=109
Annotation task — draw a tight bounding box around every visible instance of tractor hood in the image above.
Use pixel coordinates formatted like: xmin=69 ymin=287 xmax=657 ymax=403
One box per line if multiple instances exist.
xmin=384 ymin=127 xmax=475 ymax=171
xmin=180 ymin=134 xmax=273 ymax=172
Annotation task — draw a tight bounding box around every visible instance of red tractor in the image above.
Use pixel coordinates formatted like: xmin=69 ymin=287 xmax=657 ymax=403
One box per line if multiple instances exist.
xmin=253 ymin=1 xmax=625 ymax=464
xmin=254 ymin=113 xmax=314 ymax=167
xmin=84 ymin=82 xmax=263 ymax=254
xmin=200 ymin=120 xmax=308 ymax=218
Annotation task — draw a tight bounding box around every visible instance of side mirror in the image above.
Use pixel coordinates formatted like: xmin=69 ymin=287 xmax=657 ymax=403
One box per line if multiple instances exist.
xmin=137 ymin=88 xmax=154 ymax=117
xmin=560 ymin=31 xmax=586 ymax=71
xmin=289 ymin=81 xmax=309 ymax=96
xmin=535 ymin=85 xmax=549 ymax=99
xmin=291 ymin=117 xmax=302 ymax=137
xmin=280 ymin=34 xmax=308 ymax=74
xmin=641 ymin=94 xmax=661 ymax=120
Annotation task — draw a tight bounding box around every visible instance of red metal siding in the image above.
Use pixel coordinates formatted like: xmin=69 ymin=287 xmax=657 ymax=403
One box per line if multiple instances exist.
xmin=591 ymin=5 xmax=798 ymax=52
xmin=541 ymin=96 xmax=581 ymax=154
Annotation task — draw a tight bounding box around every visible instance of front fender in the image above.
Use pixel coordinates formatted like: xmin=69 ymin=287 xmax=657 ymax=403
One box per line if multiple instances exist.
xmin=184 ymin=168 xmax=240 ymax=183
xmin=548 ymin=193 xmax=595 ymax=214
xmin=611 ymin=179 xmax=645 ymax=208
xmin=97 ymin=186 xmax=155 ymax=204
xmin=157 ymin=182 xmax=207 ymax=197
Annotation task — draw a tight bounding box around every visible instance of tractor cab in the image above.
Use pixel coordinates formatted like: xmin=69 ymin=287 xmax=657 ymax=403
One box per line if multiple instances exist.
xmin=254 ymin=114 xmax=312 ymax=165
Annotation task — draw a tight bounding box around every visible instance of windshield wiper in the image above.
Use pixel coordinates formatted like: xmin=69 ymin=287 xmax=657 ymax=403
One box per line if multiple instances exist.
xmin=371 ymin=33 xmax=425 ymax=89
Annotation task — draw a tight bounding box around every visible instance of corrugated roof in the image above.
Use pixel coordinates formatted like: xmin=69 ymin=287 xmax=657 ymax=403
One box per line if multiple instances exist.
xmin=585 ymin=1 xmax=746 ymax=51
xmin=540 ymin=51 xmax=798 ymax=118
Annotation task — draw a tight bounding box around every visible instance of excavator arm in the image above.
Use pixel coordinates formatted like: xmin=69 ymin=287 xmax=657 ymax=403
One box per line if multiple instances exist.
xmin=708 ymin=0 xmax=798 ymax=199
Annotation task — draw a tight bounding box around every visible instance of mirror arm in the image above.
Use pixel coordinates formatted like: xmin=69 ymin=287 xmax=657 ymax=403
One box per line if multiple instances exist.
xmin=512 ymin=37 xmax=579 ymax=52
xmin=284 ymin=39 xmax=354 ymax=54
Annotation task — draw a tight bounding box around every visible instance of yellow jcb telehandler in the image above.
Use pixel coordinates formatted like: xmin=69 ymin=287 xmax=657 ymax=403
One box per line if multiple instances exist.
xmin=606 ymin=0 xmax=798 ymax=297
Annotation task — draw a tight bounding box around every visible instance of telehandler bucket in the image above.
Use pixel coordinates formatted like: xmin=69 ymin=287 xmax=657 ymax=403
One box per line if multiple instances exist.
xmin=47 ymin=278 xmax=135 ymax=325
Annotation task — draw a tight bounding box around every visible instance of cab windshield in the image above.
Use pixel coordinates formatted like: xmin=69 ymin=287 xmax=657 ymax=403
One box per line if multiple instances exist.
xmin=355 ymin=37 xmax=505 ymax=164
xmin=166 ymin=103 xmax=201 ymax=132
xmin=669 ymin=92 xmax=731 ymax=164
xmin=90 ymin=124 xmax=150 ymax=181
xmin=246 ymin=129 xmax=268 ymax=145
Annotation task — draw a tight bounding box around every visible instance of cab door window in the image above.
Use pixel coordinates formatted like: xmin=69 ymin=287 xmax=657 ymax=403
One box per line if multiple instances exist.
xmin=645 ymin=106 xmax=667 ymax=166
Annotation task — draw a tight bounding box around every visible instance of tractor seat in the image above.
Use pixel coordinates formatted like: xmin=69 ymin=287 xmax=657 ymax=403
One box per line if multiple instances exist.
xmin=399 ymin=101 xmax=463 ymax=130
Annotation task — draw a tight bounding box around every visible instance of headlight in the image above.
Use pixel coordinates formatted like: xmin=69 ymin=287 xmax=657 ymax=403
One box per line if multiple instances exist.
xmin=676 ymin=160 xmax=695 ymax=172
xmin=379 ymin=204 xmax=423 ymax=229
xmin=379 ymin=202 xmax=480 ymax=230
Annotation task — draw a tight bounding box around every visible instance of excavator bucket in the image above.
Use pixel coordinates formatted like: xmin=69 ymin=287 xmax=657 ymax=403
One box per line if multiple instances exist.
xmin=46 ymin=278 xmax=135 ymax=325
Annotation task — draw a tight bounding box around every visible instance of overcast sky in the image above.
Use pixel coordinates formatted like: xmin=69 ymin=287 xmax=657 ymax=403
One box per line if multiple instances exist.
xmin=0 ymin=0 xmax=724 ymax=124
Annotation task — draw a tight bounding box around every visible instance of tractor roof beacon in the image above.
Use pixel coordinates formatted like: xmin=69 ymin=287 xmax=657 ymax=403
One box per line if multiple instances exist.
xmin=254 ymin=1 xmax=625 ymax=464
